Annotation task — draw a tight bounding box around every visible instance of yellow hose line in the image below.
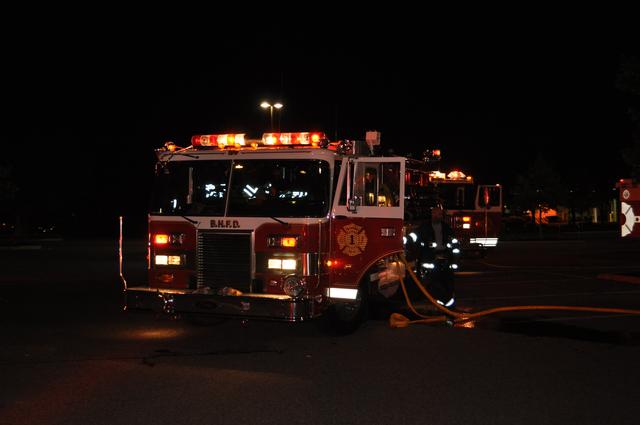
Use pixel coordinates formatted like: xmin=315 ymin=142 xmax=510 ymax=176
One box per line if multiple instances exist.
xmin=390 ymin=253 xmax=640 ymax=328
xmin=390 ymin=257 xmax=461 ymax=328
xmin=398 ymin=273 xmax=431 ymax=319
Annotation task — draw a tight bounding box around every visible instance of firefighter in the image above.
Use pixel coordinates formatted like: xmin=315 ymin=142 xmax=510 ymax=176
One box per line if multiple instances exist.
xmin=416 ymin=204 xmax=458 ymax=307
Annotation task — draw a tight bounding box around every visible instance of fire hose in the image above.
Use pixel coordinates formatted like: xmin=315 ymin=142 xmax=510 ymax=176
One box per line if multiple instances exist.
xmin=390 ymin=253 xmax=640 ymax=328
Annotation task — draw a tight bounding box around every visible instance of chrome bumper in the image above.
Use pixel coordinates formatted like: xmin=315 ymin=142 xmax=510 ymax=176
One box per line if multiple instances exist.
xmin=125 ymin=287 xmax=316 ymax=322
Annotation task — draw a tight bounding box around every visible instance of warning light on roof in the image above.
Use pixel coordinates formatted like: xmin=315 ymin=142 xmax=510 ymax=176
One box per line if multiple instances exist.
xmin=423 ymin=149 xmax=441 ymax=162
xmin=191 ymin=134 xmax=246 ymax=148
xmin=261 ymin=132 xmax=325 ymax=146
xmin=190 ymin=132 xmax=327 ymax=149
xmin=447 ymin=170 xmax=466 ymax=180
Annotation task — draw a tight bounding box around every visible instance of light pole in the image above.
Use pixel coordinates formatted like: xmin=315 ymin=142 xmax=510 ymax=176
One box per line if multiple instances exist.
xmin=260 ymin=101 xmax=283 ymax=131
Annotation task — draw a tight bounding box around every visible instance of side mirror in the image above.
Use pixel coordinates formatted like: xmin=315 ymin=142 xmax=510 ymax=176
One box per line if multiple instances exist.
xmin=347 ymin=196 xmax=361 ymax=212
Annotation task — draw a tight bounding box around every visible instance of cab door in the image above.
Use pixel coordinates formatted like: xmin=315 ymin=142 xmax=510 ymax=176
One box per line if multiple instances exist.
xmin=330 ymin=157 xmax=405 ymax=287
xmin=475 ymin=184 xmax=503 ymax=243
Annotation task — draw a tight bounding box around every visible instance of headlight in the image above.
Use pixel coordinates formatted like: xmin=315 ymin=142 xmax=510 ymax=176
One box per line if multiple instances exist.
xmin=283 ymin=275 xmax=306 ymax=298
xmin=155 ymin=255 xmax=183 ymax=266
xmin=268 ymin=258 xmax=297 ymax=270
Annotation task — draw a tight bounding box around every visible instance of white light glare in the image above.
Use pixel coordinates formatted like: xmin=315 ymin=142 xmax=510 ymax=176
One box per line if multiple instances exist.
xmin=282 ymin=259 xmax=297 ymax=270
xmin=268 ymin=259 xmax=282 ymax=269
xmin=328 ymin=288 xmax=358 ymax=300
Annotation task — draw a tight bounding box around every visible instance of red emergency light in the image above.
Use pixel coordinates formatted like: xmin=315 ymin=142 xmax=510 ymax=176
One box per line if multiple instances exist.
xmin=261 ymin=132 xmax=326 ymax=146
xmin=447 ymin=170 xmax=466 ymax=180
xmin=191 ymin=134 xmax=246 ymax=148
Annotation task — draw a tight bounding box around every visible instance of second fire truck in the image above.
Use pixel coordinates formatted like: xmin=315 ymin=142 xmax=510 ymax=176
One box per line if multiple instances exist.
xmin=405 ymin=151 xmax=502 ymax=255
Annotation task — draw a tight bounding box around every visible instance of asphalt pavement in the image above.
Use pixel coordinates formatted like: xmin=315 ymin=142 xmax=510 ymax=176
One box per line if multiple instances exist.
xmin=1 ymin=235 xmax=640 ymax=425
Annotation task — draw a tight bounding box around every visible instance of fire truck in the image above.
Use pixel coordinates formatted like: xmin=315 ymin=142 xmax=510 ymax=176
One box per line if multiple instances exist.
xmin=405 ymin=151 xmax=502 ymax=255
xmin=617 ymin=178 xmax=640 ymax=238
xmin=122 ymin=131 xmax=473 ymax=330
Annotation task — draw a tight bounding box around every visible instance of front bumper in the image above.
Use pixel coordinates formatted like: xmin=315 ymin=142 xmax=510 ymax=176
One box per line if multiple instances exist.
xmin=125 ymin=286 xmax=316 ymax=322
xmin=469 ymin=237 xmax=499 ymax=248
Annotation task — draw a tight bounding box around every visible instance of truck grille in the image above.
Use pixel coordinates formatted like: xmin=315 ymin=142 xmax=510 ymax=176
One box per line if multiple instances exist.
xmin=197 ymin=231 xmax=252 ymax=291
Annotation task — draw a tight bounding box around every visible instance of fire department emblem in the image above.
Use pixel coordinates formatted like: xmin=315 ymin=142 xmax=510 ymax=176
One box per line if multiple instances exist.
xmin=337 ymin=223 xmax=368 ymax=256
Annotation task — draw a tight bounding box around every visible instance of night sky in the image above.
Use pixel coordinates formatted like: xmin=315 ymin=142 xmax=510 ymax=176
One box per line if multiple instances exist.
xmin=2 ymin=14 xmax=637 ymax=235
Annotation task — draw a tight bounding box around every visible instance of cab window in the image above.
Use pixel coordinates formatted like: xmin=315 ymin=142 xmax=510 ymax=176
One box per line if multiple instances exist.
xmin=353 ymin=162 xmax=400 ymax=207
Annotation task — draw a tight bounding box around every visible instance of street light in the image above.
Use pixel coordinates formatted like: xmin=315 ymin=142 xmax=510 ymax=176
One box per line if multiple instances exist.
xmin=260 ymin=101 xmax=283 ymax=131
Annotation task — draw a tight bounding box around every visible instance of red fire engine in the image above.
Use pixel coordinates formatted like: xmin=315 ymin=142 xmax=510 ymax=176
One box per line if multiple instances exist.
xmin=121 ymin=131 xmax=482 ymax=330
xmin=405 ymin=151 xmax=502 ymax=255
xmin=617 ymin=178 xmax=640 ymax=238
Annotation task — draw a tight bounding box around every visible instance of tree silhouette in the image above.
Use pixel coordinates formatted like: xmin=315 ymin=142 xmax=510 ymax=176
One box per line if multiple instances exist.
xmin=513 ymin=153 xmax=567 ymax=232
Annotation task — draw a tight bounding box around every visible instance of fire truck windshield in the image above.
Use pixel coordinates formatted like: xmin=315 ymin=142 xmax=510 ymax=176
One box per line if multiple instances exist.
xmin=435 ymin=182 xmax=476 ymax=210
xmin=151 ymin=159 xmax=331 ymax=217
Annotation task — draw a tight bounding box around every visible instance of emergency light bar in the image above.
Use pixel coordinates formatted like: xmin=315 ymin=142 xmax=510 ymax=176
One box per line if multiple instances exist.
xmin=191 ymin=134 xmax=246 ymax=148
xmin=262 ymin=132 xmax=325 ymax=146
xmin=447 ymin=170 xmax=466 ymax=180
xmin=190 ymin=132 xmax=326 ymax=149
